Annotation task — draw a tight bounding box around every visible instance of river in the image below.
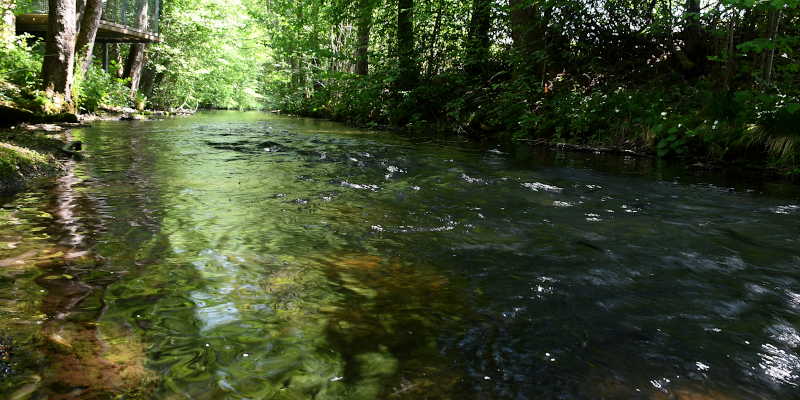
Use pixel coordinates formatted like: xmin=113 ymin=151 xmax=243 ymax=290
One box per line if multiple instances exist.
xmin=1 ymin=111 xmax=799 ymax=399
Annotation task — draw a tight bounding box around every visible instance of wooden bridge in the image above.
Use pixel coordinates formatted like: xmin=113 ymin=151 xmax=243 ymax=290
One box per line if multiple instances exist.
xmin=15 ymin=0 xmax=162 ymax=43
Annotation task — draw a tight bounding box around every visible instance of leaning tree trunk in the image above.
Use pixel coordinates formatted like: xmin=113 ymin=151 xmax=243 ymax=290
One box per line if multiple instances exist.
xmin=354 ymin=0 xmax=373 ymax=76
xmin=124 ymin=43 xmax=146 ymax=94
xmin=396 ymin=0 xmax=417 ymax=90
xmin=76 ymin=0 xmax=85 ymax=31
xmin=466 ymin=0 xmax=492 ymax=77
xmin=75 ymin=0 xmax=104 ymax=75
xmin=41 ymin=0 xmax=77 ymax=113
xmin=124 ymin=1 xmax=149 ymax=96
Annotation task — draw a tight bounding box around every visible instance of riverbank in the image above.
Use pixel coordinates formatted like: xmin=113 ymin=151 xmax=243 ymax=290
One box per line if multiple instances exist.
xmin=0 ymin=124 xmax=79 ymax=193
xmin=0 ymin=97 xmax=194 ymax=193
xmin=276 ymin=75 xmax=800 ymax=179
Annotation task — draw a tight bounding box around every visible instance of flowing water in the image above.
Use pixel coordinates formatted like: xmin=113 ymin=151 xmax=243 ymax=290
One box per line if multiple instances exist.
xmin=1 ymin=111 xmax=800 ymax=399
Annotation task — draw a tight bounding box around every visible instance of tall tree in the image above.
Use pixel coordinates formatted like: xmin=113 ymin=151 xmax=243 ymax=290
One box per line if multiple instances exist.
xmin=355 ymin=0 xmax=374 ymax=75
xmin=762 ymin=6 xmax=781 ymax=84
xmin=110 ymin=43 xmax=125 ymax=78
xmin=124 ymin=1 xmax=150 ymax=95
xmin=509 ymin=0 xmax=544 ymax=76
xmin=41 ymin=0 xmax=77 ymax=112
xmin=682 ymin=0 xmax=706 ymax=76
xmin=125 ymin=43 xmax=147 ymax=94
xmin=396 ymin=0 xmax=417 ymax=89
xmin=75 ymin=0 xmax=104 ymax=74
xmin=1 ymin=0 xmax=14 ymax=42
xmin=424 ymin=0 xmax=445 ymax=78
xmin=465 ymin=0 xmax=492 ymax=77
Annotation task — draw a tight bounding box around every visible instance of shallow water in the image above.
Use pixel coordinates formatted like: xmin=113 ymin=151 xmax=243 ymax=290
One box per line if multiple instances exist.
xmin=1 ymin=111 xmax=799 ymax=399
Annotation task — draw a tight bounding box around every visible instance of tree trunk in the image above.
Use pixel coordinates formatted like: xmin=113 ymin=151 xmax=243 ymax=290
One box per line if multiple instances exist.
xmin=762 ymin=7 xmax=780 ymax=85
xmin=683 ymin=0 xmax=706 ymax=77
xmin=397 ymin=0 xmax=417 ymax=89
xmin=76 ymin=0 xmax=85 ymax=32
xmin=311 ymin=57 xmax=323 ymax=91
xmin=354 ymin=0 xmax=373 ymax=75
xmin=75 ymin=0 xmax=104 ymax=75
xmin=110 ymin=43 xmax=125 ymax=78
xmin=140 ymin=65 xmax=157 ymax=98
xmin=41 ymin=0 xmax=77 ymax=113
xmin=1 ymin=0 xmax=15 ymax=42
xmin=509 ymin=0 xmax=544 ymax=76
xmin=723 ymin=18 xmax=735 ymax=91
xmin=424 ymin=1 xmax=444 ymax=78
xmin=329 ymin=24 xmax=346 ymax=73
xmin=123 ymin=1 xmax=149 ymax=95
xmin=466 ymin=0 xmax=491 ymax=77
xmin=124 ymin=43 xmax=146 ymax=94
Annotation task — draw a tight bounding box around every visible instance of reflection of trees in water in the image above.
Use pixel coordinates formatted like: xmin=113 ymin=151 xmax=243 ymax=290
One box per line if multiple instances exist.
xmin=17 ymin=125 xmax=179 ymax=398
xmin=0 ymin=173 xmax=163 ymax=398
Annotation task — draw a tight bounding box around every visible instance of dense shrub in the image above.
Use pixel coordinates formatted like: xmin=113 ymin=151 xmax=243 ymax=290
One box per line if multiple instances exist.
xmin=0 ymin=36 xmax=42 ymax=88
xmin=75 ymin=66 xmax=131 ymax=113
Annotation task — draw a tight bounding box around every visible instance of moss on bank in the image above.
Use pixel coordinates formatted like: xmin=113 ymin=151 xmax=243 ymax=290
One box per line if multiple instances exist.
xmin=0 ymin=129 xmax=70 ymax=193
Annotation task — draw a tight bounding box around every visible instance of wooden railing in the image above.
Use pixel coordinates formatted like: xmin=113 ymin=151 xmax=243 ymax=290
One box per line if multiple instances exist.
xmin=16 ymin=0 xmax=161 ymax=35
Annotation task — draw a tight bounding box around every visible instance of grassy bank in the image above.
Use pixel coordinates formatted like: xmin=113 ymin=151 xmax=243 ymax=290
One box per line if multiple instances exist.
xmin=0 ymin=126 xmax=73 ymax=193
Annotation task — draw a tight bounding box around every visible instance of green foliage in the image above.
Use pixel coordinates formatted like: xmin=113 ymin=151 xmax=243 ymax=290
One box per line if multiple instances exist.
xmin=0 ymin=35 xmax=42 ymax=88
xmin=737 ymin=91 xmax=800 ymax=162
xmin=75 ymin=66 xmax=131 ymax=113
xmin=147 ymin=0 xmax=266 ymax=111
xmin=252 ymin=0 xmax=800 ymax=170
xmin=134 ymin=92 xmax=147 ymax=111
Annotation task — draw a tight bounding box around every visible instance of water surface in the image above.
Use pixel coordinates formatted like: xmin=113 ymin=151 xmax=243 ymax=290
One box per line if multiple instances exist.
xmin=1 ymin=111 xmax=799 ymax=399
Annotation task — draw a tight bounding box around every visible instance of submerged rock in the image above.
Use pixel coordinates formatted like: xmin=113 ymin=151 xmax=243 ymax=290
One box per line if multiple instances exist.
xmin=120 ymin=113 xmax=147 ymax=121
xmin=42 ymin=322 xmax=158 ymax=399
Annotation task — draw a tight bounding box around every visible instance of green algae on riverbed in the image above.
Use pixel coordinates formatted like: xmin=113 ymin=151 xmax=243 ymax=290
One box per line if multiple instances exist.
xmin=0 ymin=189 xmax=61 ymax=395
xmin=3 ymin=112 xmax=800 ymax=399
